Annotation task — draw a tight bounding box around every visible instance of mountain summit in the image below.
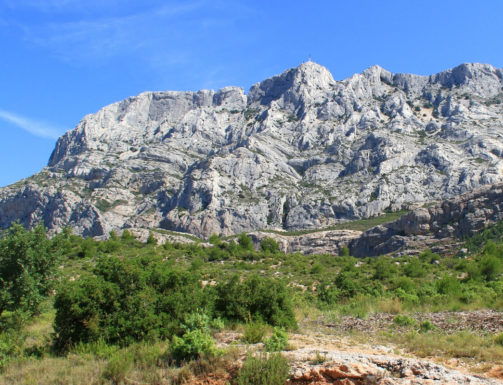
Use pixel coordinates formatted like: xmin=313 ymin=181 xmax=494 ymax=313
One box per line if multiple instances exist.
xmin=2 ymin=62 xmax=503 ymax=237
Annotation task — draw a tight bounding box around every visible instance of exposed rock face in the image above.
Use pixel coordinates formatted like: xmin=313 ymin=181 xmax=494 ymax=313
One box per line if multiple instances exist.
xmin=2 ymin=62 xmax=503 ymax=238
xmin=235 ymin=230 xmax=361 ymax=255
xmin=287 ymin=349 xmax=500 ymax=384
xmin=349 ymin=182 xmax=503 ymax=257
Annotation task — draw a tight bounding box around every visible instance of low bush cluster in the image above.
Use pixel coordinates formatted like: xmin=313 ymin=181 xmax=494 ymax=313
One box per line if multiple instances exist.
xmin=236 ymin=353 xmax=289 ymax=385
xmin=53 ymin=255 xmax=296 ymax=350
xmin=215 ymin=274 xmax=297 ymax=329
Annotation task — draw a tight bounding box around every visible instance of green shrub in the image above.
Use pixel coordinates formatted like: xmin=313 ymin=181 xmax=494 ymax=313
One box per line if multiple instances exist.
xmin=210 ymin=317 xmax=225 ymax=331
xmin=335 ymin=272 xmax=360 ymax=299
xmin=53 ymin=256 xmax=210 ymax=350
xmin=129 ymin=343 xmax=163 ymax=371
xmin=393 ymin=315 xmax=416 ymax=326
xmin=0 ymin=330 xmax=24 ymax=371
xmin=316 ymin=281 xmax=340 ymax=305
xmin=310 ymin=350 xmax=328 ymax=365
xmin=403 ymin=258 xmax=427 ymax=278
xmin=0 ymin=224 xmax=60 ymax=317
xmin=394 ymin=288 xmax=420 ymax=305
xmin=170 ymin=329 xmax=217 ymax=363
xmin=215 ymin=275 xmax=297 ymax=329
xmin=183 ymin=310 xmax=211 ymax=333
xmin=419 ymin=320 xmax=436 ymax=333
xmin=242 ymin=322 xmax=268 ymax=344
xmin=372 ymin=258 xmax=398 ymax=281
xmin=339 ymin=246 xmax=350 ymax=257
xmin=310 ymin=263 xmax=323 ymax=275
xmin=72 ymin=339 xmax=119 ymax=359
xmin=260 ymin=237 xmax=280 ymax=253
xmin=208 ymin=233 xmax=220 ymax=245
xmin=146 ymin=232 xmax=157 ymax=245
xmin=236 ymin=353 xmax=289 ymax=385
xmin=478 ymin=255 xmax=501 ymax=281
xmin=238 ymin=233 xmax=254 ymax=251
xmin=78 ymin=237 xmax=97 ymax=258
xmin=264 ymin=327 xmax=288 ymax=352
xmin=435 ymin=275 xmax=460 ymax=295
xmin=120 ymin=229 xmax=136 ymax=243
xmin=101 ymin=351 xmax=133 ymax=384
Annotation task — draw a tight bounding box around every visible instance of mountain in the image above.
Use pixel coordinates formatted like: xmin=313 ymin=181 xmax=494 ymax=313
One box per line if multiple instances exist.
xmin=1 ymin=61 xmax=503 ymax=238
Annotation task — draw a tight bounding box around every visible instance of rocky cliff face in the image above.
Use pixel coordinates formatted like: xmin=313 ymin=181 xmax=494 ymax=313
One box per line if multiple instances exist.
xmin=349 ymin=182 xmax=503 ymax=257
xmin=2 ymin=62 xmax=503 ymax=238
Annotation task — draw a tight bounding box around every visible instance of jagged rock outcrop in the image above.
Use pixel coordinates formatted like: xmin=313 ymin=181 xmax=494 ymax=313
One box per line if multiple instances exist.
xmin=232 ymin=230 xmax=361 ymax=255
xmin=2 ymin=62 xmax=503 ymax=238
xmin=349 ymin=182 xmax=503 ymax=257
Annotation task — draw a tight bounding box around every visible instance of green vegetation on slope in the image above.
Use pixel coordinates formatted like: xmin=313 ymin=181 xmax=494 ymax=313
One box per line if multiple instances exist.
xmin=0 ymin=220 xmax=503 ymax=383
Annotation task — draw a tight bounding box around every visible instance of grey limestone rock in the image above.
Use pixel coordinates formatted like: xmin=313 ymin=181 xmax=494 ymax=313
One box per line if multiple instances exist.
xmin=349 ymin=182 xmax=503 ymax=257
xmin=2 ymin=61 xmax=503 ymax=239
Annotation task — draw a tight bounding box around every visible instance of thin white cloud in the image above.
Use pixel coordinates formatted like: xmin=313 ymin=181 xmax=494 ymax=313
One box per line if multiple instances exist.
xmin=22 ymin=1 xmax=209 ymax=62
xmin=0 ymin=109 xmax=62 ymax=140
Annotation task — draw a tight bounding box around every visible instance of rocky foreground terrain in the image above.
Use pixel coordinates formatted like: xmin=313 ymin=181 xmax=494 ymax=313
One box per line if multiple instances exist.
xmin=1 ymin=61 xmax=503 ymax=240
xmin=199 ymin=311 xmax=503 ymax=385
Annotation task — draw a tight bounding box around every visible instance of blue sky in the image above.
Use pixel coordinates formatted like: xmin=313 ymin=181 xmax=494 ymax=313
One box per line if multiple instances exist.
xmin=1 ymin=0 xmax=503 ymax=187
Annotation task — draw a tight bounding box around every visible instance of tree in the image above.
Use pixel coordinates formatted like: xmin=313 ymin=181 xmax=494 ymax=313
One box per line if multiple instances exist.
xmin=146 ymin=232 xmax=157 ymax=245
xmin=238 ymin=232 xmax=254 ymax=251
xmin=260 ymin=237 xmax=280 ymax=253
xmin=0 ymin=224 xmax=60 ymax=317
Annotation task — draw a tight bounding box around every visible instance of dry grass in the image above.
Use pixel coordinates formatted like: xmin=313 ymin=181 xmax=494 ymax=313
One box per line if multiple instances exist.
xmin=0 ymin=340 xmax=242 ymax=385
xmin=343 ymin=328 xmax=503 ymax=373
xmin=376 ymin=297 xmax=403 ymax=314
xmin=396 ymin=331 xmax=503 ymax=363
xmin=0 ymin=355 xmax=104 ymax=385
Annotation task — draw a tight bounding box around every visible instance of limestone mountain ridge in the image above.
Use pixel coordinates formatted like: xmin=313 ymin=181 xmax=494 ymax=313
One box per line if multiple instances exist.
xmin=2 ymin=61 xmax=503 ymax=238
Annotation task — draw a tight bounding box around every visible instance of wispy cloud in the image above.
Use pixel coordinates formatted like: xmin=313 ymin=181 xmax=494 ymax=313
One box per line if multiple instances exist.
xmin=16 ymin=1 xmax=209 ymax=63
xmin=0 ymin=109 xmax=63 ymax=140
xmin=2 ymin=0 xmax=259 ymax=89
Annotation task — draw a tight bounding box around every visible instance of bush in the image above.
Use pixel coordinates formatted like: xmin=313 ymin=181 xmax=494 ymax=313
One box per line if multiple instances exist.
xmin=403 ymin=258 xmax=427 ymax=278
xmin=208 ymin=234 xmax=220 ymax=245
xmin=419 ymin=320 xmax=436 ymax=333
xmin=0 ymin=330 xmax=24 ymax=371
xmin=72 ymin=339 xmax=119 ymax=359
xmin=0 ymin=224 xmax=60 ymax=317
xmin=101 ymin=351 xmax=133 ymax=384
xmin=170 ymin=329 xmax=217 ymax=363
xmin=335 ymin=272 xmax=360 ymax=299
xmin=393 ymin=315 xmax=416 ymax=326
xmin=238 ymin=233 xmax=254 ymax=251
xmin=478 ymin=255 xmax=501 ymax=281
xmin=53 ymin=256 xmax=210 ymax=350
xmin=215 ymin=275 xmax=297 ymax=329
xmin=183 ymin=310 xmax=212 ymax=333
xmin=435 ymin=274 xmax=461 ymax=295
xmin=260 ymin=237 xmax=280 ymax=253
xmin=310 ymin=263 xmax=323 ymax=275
xmin=236 ymin=353 xmax=289 ymax=385
xmin=78 ymin=237 xmax=97 ymax=258
xmin=242 ymin=322 xmax=268 ymax=344
xmin=120 ymin=229 xmax=136 ymax=243
xmin=316 ymin=281 xmax=340 ymax=305
xmin=146 ymin=232 xmax=157 ymax=245
xmin=264 ymin=327 xmax=288 ymax=352
xmin=339 ymin=246 xmax=350 ymax=257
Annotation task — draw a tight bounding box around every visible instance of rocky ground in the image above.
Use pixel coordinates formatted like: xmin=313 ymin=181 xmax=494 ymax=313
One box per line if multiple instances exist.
xmin=193 ymin=311 xmax=503 ymax=385
xmin=323 ymin=310 xmax=503 ymax=335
